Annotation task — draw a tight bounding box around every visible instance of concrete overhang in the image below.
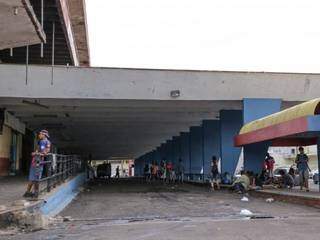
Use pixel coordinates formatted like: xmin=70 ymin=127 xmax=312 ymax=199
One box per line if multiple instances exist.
xmin=0 ymin=0 xmax=46 ymax=50
xmin=68 ymin=0 xmax=90 ymax=66
xmin=0 ymin=64 xmax=320 ymax=101
xmin=1 ymin=64 xmax=319 ymax=159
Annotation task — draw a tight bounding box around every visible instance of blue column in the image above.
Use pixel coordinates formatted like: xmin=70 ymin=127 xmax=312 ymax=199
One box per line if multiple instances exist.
xmin=160 ymin=143 xmax=166 ymax=161
xmin=172 ymin=136 xmax=180 ymax=166
xmin=190 ymin=126 xmax=203 ymax=180
xmin=202 ymin=120 xmax=221 ymax=177
xmin=155 ymin=147 xmax=161 ymax=164
xmin=180 ymin=132 xmax=190 ymax=175
xmin=165 ymin=140 xmax=174 ymax=163
xmin=220 ymin=110 xmax=243 ymax=175
xmin=243 ymin=98 xmax=282 ymax=173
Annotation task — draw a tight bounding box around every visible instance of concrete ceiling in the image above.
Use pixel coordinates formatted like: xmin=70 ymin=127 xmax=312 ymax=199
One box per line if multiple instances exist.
xmin=0 ymin=98 xmax=241 ymax=160
xmin=0 ymin=0 xmax=45 ymax=50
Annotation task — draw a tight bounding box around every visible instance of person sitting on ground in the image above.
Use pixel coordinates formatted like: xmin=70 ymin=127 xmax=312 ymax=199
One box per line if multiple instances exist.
xmin=231 ymin=171 xmax=250 ymax=194
xmin=221 ymin=172 xmax=232 ymax=185
xmin=295 ymin=147 xmax=311 ymax=192
xmin=278 ymin=169 xmax=294 ymax=189
xmin=23 ymin=130 xmax=51 ymax=198
xmin=210 ymin=156 xmax=220 ymax=190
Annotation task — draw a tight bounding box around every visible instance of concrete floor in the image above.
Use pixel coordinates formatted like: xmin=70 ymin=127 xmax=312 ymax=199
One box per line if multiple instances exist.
xmin=3 ymin=180 xmax=320 ymax=240
xmin=0 ymin=176 xmax=28 ymax=206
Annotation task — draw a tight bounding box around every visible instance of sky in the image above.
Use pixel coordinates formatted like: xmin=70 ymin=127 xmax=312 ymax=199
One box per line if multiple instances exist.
xmin=86 ymin=0 xmax=320 ymax=73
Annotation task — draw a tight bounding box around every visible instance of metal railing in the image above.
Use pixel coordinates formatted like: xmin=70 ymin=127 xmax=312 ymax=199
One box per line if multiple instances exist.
xmin=34 ymin=153 xmax=84 ymax=193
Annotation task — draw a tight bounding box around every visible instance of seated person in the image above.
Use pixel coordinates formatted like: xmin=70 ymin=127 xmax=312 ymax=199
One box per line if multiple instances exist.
xmin=278 ymin=169 xmax=294 ymax=189
xmin=221 ymin=172 xmax=232 ymax=185
xmin=231 ymin=171 xmax=250 ymax=194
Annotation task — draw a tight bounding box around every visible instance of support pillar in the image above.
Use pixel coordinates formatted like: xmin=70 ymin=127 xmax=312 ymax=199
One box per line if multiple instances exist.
xmin=202 ymin=120 xmax=221 ymax=177
xmin=220 ymin=110 xmax=243 ymax=175
xmin=180 ymin=132 xmax=190 ymax=176
xmin=190 ymin=126 xmax=203 ymax=180
xmin=172 ymin=136 xmax=180 ymax=166
xmin=243 ymin=98 xmax=282 ymax=173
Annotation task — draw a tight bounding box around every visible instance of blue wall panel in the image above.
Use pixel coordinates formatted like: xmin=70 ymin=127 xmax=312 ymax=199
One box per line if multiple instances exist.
xmin=172 ymin=136 xmax=181 ymax=166
xmin=243 ymin=98 xmax=282 ymax=124
xmin=220 ymin=110 xmax=243 ymax=175
xmin=202 ymin=120 xmax=221 ymax=175
xmin=190 ymin=126 xmax=203 ymax=175
xmin=243 ymin=98 xmax=282 ymax=173
xmin=180 ymin=132 xmax=190 ymax=174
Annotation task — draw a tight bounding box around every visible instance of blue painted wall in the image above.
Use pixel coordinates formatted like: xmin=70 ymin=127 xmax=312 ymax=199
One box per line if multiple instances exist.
xmin=155 ymin=147 xmax=161 ymax=164
xmin=220 ymin=110 xmax=243 ymax=175
xmin=190 ymin=126 xmax=203 ymax=176
xmin=180 ymin=132 xmax=190 ymax=174
xmin=243 ymin=98 xmax=282 ymax=173
xmin=172 ymin=136 xmax=181 ymax=166
xmin=40 ymin=173 xmax=86 ymax=217
xmin=202 ymin=120 xmax=221 ymax=176
xmin=244 ymin=142 xmax=271 ymax=172
xmin=243 ymin=98 xmax=282 ymax=124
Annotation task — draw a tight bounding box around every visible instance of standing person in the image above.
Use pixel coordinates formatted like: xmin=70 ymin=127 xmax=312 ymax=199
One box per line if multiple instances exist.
xmin=23 ymin=130 xmax=51 ymax=198
xmin=295 ymin=147 xmax=311 ymax=191
xmin=143 ymin=164 xmax=149 ymax=182
xmin=265 ymin=153 xmax=275 ymax=180
xmin=151 ymin=162 xmax=158 ymax=182
xmin=115 ymin=166 xmax=120 ymax=179
xmin=210 ymin=156 xmax=220 ymax=190
xmin=160 ymin=160 xmax=166 ymax=184
xmin=176 ymin=158 xmax=185 ymax=183
xmin=166 ymin=161 xmax=173 ymax=183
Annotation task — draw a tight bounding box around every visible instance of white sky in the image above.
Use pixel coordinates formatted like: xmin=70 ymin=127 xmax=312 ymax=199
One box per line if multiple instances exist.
xmin=86 ymin=0 xmax=320 ymax=72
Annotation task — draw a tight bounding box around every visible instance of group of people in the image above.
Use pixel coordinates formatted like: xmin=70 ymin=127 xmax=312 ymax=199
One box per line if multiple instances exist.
xmin=143 ymin=158 xmax=185 ymax=184
xmin=257 ymin=147 xmax=311 ymax=191
xmin=210 ymin=146 xmax=312 ymax=194
xmin=236 ymin=147 xmax=311 ymax=192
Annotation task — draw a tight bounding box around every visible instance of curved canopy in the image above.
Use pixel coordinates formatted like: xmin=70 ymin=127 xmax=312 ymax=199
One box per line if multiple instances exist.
xmin=240 ymin=98 xmax=320 ymax=134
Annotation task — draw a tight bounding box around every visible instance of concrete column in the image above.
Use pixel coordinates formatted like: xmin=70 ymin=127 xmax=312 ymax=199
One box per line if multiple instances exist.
xmin=165 ymin=140 xmax=174 ymax=164
xmin=172 ymin=136 xmax=180 ymax=166
xmin=189 ymin=126 xmax=203 ymax=180
xmin=202 ymin=120 xmax=221 ymax=177
xmin=243 ymin=98 xmax=281 ymax=173
xmin=179 ymin=132 xmax=190 ymax=175
xmin=155 ymin=147 xmax=161 ymax=164
xmin=220 ymin=110 xmax=243 ymax=175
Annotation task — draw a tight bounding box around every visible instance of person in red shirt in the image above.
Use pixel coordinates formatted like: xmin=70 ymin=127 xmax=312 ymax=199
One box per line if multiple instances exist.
xmin=265 ymin=153 xmax=275 ymax=179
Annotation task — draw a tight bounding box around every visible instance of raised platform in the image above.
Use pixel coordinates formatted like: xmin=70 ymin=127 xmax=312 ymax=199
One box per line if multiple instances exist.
xmin=252 ymin=188 xmax=320 ymax=208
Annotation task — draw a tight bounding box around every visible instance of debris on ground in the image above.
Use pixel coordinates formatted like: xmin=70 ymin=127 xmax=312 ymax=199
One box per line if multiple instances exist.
xmin=0 ymin=205 xmax=7 ymax=211
xmin=63 ymin=216 xmax=73 ymax=222
xmin=1 ymin=210 xmax=49 ymax=231
xmin=266 ymin=198 xmax=274 ymax=203
xmin=240 ymin=209 xmax=253 ymax=216
xmin=12 ymin=200 xmax=30 ymax=207
xmin=240 ymin=196 xmax=249 ymax=202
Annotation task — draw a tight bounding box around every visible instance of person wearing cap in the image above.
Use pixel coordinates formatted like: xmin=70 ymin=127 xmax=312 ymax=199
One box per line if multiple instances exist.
xmin=23 ymin=130 xmax=51 ymax=198
xmin=295 ymin=146 xmax=311 ymax=192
